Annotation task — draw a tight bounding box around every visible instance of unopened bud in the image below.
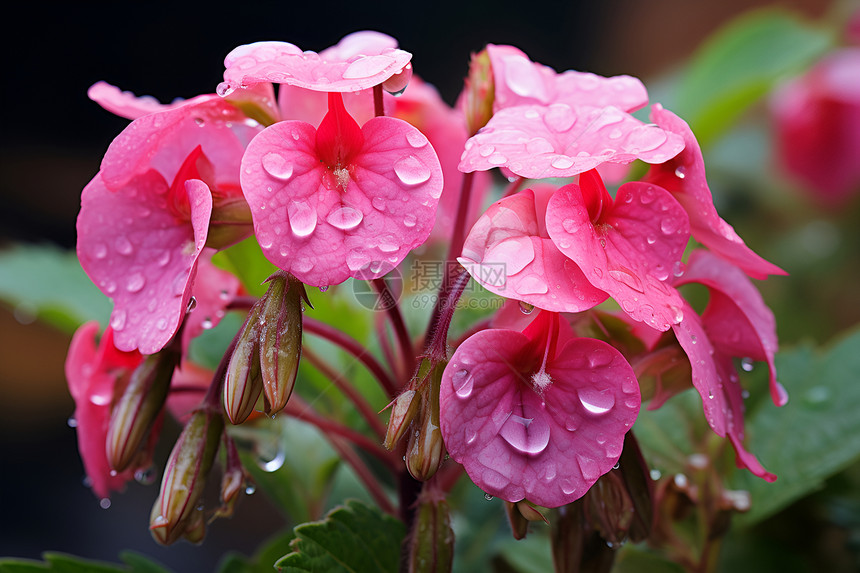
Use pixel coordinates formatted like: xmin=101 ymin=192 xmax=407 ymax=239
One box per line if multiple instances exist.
xmin=224 ymin=303 xmax=264 ymax=425
xmin=408 ymin=493 xmax=454 ymax=572
xmin=584 ymin=470 xmax=633 ymax=547
xmin=206 ymin=197 xmax=253 ymax=250
xmin=406 ymin=362 xmax=446 ymax=481
xmin=461 ymin=49 xmax=495 ymax=136
xmin=181 ymin=507 xmax=206 ymax=544
xmin=504 ymin=501 xmax=529 ymax=540
xmin=150 ymin=409 xmax=224 ymax=545
xmin=106 ymin=347 xmax=179 ymax=472
xmin=215 ymin=436 xmax=248 ymax=520
xmin=383 ymin=390 xmax=419 ymax=450
xmin=259 ymin=273 xmax=305 ymax=416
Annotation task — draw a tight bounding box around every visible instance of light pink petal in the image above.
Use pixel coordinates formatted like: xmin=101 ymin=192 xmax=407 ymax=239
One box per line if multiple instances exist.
xmin=181 ymin=252 xmax=241 ymax=354
xmin=646 ymin=104 xmax=785 ymax=279
xmin=65 ymin=323 xmax=140 ymax=498
xmin=241 ymin=118 xmax=442 ymax=286
xmin=440 ymin=327 xmax=639 ymax=507
xmin=277 ymin=85 xmax=382 ymax=127
xmin=77 ymin=173 xmax=212 ymax=354
xmin=167 ymin=361 xmax=212 ymax=423
xmin=101 ymin=95 xmax=247 ymax=191
xmin=459 ymin=104 xmax=684 ymax=179
xmin=546 ymin=181 xmax=689 ymax=331
xmin=459 ymin=187 xmax=607 ymax=312
xmin=676 ymin=250 xmax=783 ymax=407
xmin=220 ymin=35 xmax=412 ymax=94
xmin=486 ymin=44 xmax=648 ymax=113
xmin=87 ymin=81 xmax=180 ymax=120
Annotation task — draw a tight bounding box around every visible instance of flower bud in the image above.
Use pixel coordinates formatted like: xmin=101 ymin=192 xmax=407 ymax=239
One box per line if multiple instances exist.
xmin=215 ymin=435 xmax=249 ymax=520
xmin=181 ymin=507 xmax=206 ymax=544
xmin=406 ymin=362 xmax=446 ymax=481
xmin=224 ymin=303 xmax=264 ymax=425
xmin=259 ymin=273 xmax=305 ymax=416
xmin=407 ymin=493 xmax=454 ymax=572
xmin=460 ymin=49 xmax=495 ymax=136
xmin=106 ymin=346 xmax=179 ymax=472
xmin=503 ymin=501 xmax=529 ymax=540
xmin=150 ymin=408 xmax=224 ymax=546
xmin=383 ymin=390 xmax=419 ymax=450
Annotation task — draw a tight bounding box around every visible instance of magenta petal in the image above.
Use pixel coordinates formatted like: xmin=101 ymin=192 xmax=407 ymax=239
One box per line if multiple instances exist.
xmin=87 ymin=81 xmax=178 ymax=120
xmin=459 ymin=104 xmax=684 ymax=179
xmin=220 ymin=33 xmax=412 ymax=94
xmin=77 ymin=173 xmax=212 ymax=354
xmin=676 ymin=250 xmax=782 ymax=407
xmin=546 ymin=181 xmax=689 ymax=331
xmin=486 ymin=44 xmax=648 ymax=113
xmin=241 ymin=117 xmax=442 ymax=286
xmin=459 ymin=187 xmax=607 ymax=312
xmin=441 ymin=328 xmax=639 ymax=507
xmin=647 ymin=105 xmax=785 ymax=279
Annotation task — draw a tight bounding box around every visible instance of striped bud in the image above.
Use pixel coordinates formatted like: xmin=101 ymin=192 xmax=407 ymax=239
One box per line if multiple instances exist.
xmin=407 ymin=494 xmax=454 ymax=572
xmin=150 ymin=408 xmax=224 ymax=546
xmin=462 ymin=49 xmax=495 ymax=137
xmin=106 ymin=346 xmax=178 ymax=472
xmin=259 ymin=273 xmax=305 ymax=416
xmin=223 ymin=303 xmax=264 ymax=425
xmin=406 ymin=361 xmax=446 ymax=481
xmin=383 ymin=390 xmax=419 ymax=450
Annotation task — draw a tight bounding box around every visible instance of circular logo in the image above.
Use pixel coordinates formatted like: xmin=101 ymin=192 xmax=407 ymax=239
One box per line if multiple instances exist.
xmin=351 ymin=263 xmax=404 ymax=311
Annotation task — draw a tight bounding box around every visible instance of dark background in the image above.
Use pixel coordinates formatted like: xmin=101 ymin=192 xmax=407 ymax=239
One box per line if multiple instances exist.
xmin=0 ymin=1 xmax=829 ymax=571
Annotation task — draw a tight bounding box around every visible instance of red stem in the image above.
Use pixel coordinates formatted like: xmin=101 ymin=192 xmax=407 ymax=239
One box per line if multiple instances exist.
xmin=373 ymin=277 xmax=413 ymax=381
xmin=444 ymin=172 xmax=476 ymax=266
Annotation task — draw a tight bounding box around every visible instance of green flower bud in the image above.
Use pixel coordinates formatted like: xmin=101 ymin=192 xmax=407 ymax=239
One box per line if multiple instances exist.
xmin=259 ymin=273 xmax=305 ymax=416
xmin=406 ymin=362 xmax=446 ymax=481
xmin=462 ymin=49 xmax=495 ymax=137
xmin=383 ymin=390 xmax=419 ymax=450
xmin=223 ymin=303 xmax=264 ymax=425
xmin=407 ymin=493 xmax=454 ymax=572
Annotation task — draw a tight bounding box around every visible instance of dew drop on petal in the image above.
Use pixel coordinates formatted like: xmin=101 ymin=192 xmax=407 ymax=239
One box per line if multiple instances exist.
xmin=342 ymin=55 xmax=391 ymax=79
xmin=518 ymin=301 xmax=535 ymax=315
xmin=608 ymin=268 xmax=644 ymax=293
xmin=326 ymin=206 xmax=363 ymax=230
xmin=544 ymin=103 xmax=576 ymax=133
xmin=157 ymin=250 xmax=171 ymax=267
xmin=499 ymin=404 xmax=550 ymax=454
xmin=451 ymin=369 xmax=474 ymax=398
xmin=406 ymin=131 xmax=427 ymax=148
xmin=526 ymin=137 xmax=554 ymax=155
xmin=110 ymin=309 xmax=127 ymax=331
xmin=93 ymin=243 xmax=108 ymax=259
xmin=403 ymin=214 xmax=417 ymax=228
xmin=578 ymin=388 xmax=615 ymax=415
xmin=261 ymin=152 xmax=293 ymax=180
xmin=479 ymin=145 xmax=495 ymax=157
xmin=551 ymin=155 xmax=574 ymax=170
xmin=674 ymin=166 xmax=687 ymax=179
xmin=394 ymin=155 xmax=431 ymax=185
xmin=115 ymin=236 xmax=133 ymax=255
xmin=288 ymin=201 xmax=317 ymax=237
xmin=577 ymin=454 xmax=600 ymax=480
xmin=126 ymin=273 xmax=145 ymax=293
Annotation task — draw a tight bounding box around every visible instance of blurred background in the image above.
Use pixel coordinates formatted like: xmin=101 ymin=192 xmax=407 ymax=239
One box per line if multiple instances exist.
xmin=1 ymin=0 xmax=857 ymax=571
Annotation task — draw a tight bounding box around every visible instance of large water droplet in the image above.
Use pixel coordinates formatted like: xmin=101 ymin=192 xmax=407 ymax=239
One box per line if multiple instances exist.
xmin=393 ymin=155 xmax=431 ymax=185
xmin=288 ymin=201 xmax=317 ymax=237
xmin=503 ymin=55 xmax=547 ymax=100
xmin=608 ymin=268 xmax=644 ymax=293
xmin=526 ymin=137 xmax=554 ymax=155
xmin=578 ymin=388 xmax=615 ymax=415
xmin=93 ymin=243 xmax=108 ymax=259
xmin=261 ymin=152 xmax=293 ymax=180
xmin=110 ymin=309 xmax=127 ymax=331
xmin=406 ymin=131 xmax=427 ymax=148
xmin=342 ymin=55 xmax=391 ymax=79
xmin=499 ymin=404 xmax=550 ymax=454
xmin=126 ymin=273 xmax=145 ymax=293
xmin=452 ymin=369 xmax=474 ymax=398
xmin=577 ymin=454 xmax=600 ymax=480
xmin=551 ymin=155 xmax=574 ymax=170
xmin=114 ymin=236 xmax=133 ymax=256
xmin=403 ymin=214 xmax=417 ymax=228
xmin=544 ymin=103 xmax=576 ymax=133
xmin=327 ymin=206 xmax=363 ymax=230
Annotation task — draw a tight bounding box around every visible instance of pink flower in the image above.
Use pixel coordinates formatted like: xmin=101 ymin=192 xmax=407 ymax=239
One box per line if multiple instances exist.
xmin=440 ymin=311 xmax=640 ymax=507
xmin=459 ymin=184 xmax=607 ymax=312
xmin=87 ymin=81 xmax=181 ymax=120
xmin=770 ymin=48 xmax=860 ymax=206
xmin=646 ymin=104 xmax=786 ymax=279
xmin=545 ymin=170 xmax=689 ymax=331
xmin=240 ymin=92 xmax=443 ymax=286
xmin=219 ymin=31 xmax=412 ymax=97
xmin=77 ymin=95 xmax=251 ymax=354
xmin=459 ymin=103 xmax=684 ymax=179
xmin=65 ymin=322 xmax=142 ymax=499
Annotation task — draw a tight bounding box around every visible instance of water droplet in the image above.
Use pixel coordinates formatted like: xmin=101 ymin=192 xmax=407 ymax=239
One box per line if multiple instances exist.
xmin=256 ymin=447 xmax=286 ymax=472
xmin=245 ymin=483 xmax=257 ymax=495
xmin=93 ymin=243 xmax=108 ymax=259
xmin=393 ymin=155 xmax=431 ymax=185
xmin=562 ymin=218 xmax=580 ymax=233
xmin=152 ymin=514 xmax=168 ymax=527
xmin=288 ymin=201 xmax=317 ymax=237
xmin=518 ymin=301 xmax=535 ymax=315
xmin=216 ymin=81 xmax=236 ymax=97
xmin=608 ymin=268 xmax=644 ymax=293
xmin=403 ymin=214 xmax=417 ymax=228
xmin=660 ymin=217 xmax=681 ymax=235
xmin=649 ymin=469 xmax=662 ymax=481
xmin=576 ymin=454 xmax=600 ymax=480
xmin=515 ymin=276 xmax=548 ymax=295
xmin=318 ymin=285 xmax=329 ymax=293
xmin=774 ymin=381 xmax=789 ymax=407
xmin=126 ymin=273 xmax=145 ymax=293
xmin=261 ymin=152 xmax=293 ymax=180
xmin=67 ymin=416 xmax=77 ymax=428
xmin=406 ymin=131 xmax=427 ymax=148
xmin=342 ymin=55 xmax=390 ymax=79
xmin=484 ymin=493 xmax=494 ymax=501
xmin=193 ymin=117 xmax=205 ymax=127
xmin=499 ymin=404 xmax=550 ymax=454
xmin=201 ymin=317 xmax=214 ymax=330
xmin=578 ymin=388 xmax=615 ymax=415
xmin=110 ymin=309 xmax=127 ymax=331
xmin=452 ymin=369 xmax=474 ymax=398
xmin=156 ymin=318 xmax=168 ymax=330
xmin=551 ymin=155 xmax=574 ymax=170
xmin=525 ymin=137 xmax=554 ymax=155
xmin=674 ymin=166 xmax=687 ymax=179
xmin=740 ymin=357 xmax=754 ymax=372
xmin=544 ymin=103 xmax=576 ymax=132
xmin=479 ymin=145 xmax=495 ymax=157
xmin=326 ymin=206 xmax=363 ymax=230
xmin=114 ymin=236 xmax=133 ymax=255
xmin=99 ymin=498 xmax=112 ymax=510
xmin=487 ymin=152 xmax=507 ymax=166
xmin=134 ymin=466 xmax=157 ymax=485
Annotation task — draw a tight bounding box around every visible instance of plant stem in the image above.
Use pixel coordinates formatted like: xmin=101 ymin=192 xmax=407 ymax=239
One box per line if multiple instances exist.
xmin=423 ymin=267 xmax=472 ymax=361
xmin=373 ymin=84 xmax=385 ymax=117
xmin=330 ymin=434 xmax=396 ymax=516
xmin=444 ymin=172 xmax=476 ymax=267
xmin=373 ymin=277 xmax=413 ymax=380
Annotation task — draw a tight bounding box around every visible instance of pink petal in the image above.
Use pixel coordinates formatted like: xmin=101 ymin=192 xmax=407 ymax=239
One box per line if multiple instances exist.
xmin=459 ymin=104 xmax=684 ymax=179
xmin=441 ymin=319 xmax=639 ymax=507
xmin=220 ymin=33 xmax=412 ymax=95
xmin=459 ymin=186 xmax=607 ymax=312
xmin=546 ymin=180 xmax=689 ymax=331
xmin=77 ymin=173 xmax=212 ymax=354
xmin=676 ymin=250 xmax=783 ymax=407
xmin=87 ymin=81 xmax=179 ymax=120
xmin=278 ymin=84 xmax=381 ymax=126
xmin=100 ymin=95 xmax=247 ymax=192
xmin=241 ymin=117 xmax=442 ymax=286
xmin=486 ymin=44 xmax=648 ymax=113
xmin=166 ymin=361 xmax=212 ymax=423
xmin=646 ymin=104 xmax=786 ymax=279
xmin=65 ymin=323 xmax=140 ymax=499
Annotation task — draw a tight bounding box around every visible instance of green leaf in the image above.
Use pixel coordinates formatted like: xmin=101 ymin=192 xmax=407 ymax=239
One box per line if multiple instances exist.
xmin=275 ymin=500 xmax=405 ymax=573
xmin=0 ymin=552 xmax=146 ymax=573
xmin=731 ymin=326 xmax=860 ymax=526
xmin=0 ymin=244 xmax=111 ymax=332
xmin=675 ymin=8 xmax=833 ymax=147
xmin=614 ymin=546 xmax=686 ymax=573
xmin=211 ymin=237 xmax=277 ymax=297
xmin=117 ymin=553 xmax=173 ymax=573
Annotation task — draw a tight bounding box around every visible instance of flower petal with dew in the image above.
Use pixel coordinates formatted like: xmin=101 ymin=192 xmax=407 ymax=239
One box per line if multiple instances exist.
xmin=440 ymin=311 xmax=640 ymax=508
xmin=219 ymin=31 xmax=412 ymax=96
xmin=88 ymin=81 xmax=182 ymax=120
xmin=240 ymin=93 xmax=443 ymax=286
xmin=459 ymin=184 xmax=607 ymax=312
xmin=485 ymin=44 xmax=648 ymax=113
xmin=546 ymin=170 xmax=689 ymax=331
xmin=65 ymin=322 xmax=143 ymax=500
xmin=676 ymin=249 xmax=784 ymax=407
xmin=645 ymin=104 xmax=786 ymax=279
xmin=459 ymin=104 xmax=684 ymax=179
